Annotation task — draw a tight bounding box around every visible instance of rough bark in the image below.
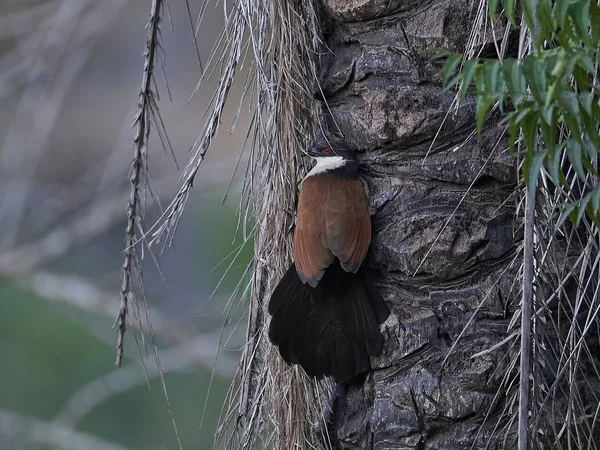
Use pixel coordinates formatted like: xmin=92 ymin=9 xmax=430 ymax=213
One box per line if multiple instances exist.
xmin=315 ymin=1 xmax=521 ymax=448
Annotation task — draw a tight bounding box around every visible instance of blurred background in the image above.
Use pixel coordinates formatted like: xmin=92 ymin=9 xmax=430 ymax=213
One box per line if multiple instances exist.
xmin=0 ymin=1 xmax=252 ymax=448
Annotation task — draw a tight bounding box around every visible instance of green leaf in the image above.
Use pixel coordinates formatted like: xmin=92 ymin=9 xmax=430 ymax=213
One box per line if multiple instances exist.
xmin=547 ymin=141 xmax=565 ymax=183
xmin=580 ymin=109 xmax=600 ymax=151
xmin=554 ymin=0 xmax=571 ymax=29
xmin=514 ymin=60 xmax=527 ymax=96
xmin=484 ymin=60 xmax=500 ymax=96
xmin=520 ymin=110 xmax=539 ymax=152
xmin=581 ymin=150 xmax=598 ymax=177
xmin=592 ymin=94 xmax=600 ymax=117
xmin=512 ymin=107 xmax=533 ymax=125
xmin=540 ymin=103 xmax=554 ymax=126
xmin=573 ymin=64 xmax=590 ymax=92
xmin=579 ymin=55 xmax=596 ymax=74
xmin=557 ymin=91 xmax=580 ymax=118
xmin=558 ymin=169 xmax=570 ymax=189
xmin=507 ymin=113 xmax=520 ymax=153
xmin=459 ymin=59 xmax=479 ymax=101
xmin=521 ymin=0 xmax=536 ymax=33
xmin=566 ymin=139 xmax=586 ymax=181
xmin=591 ymin=183 xmax=600 ymax=212
xmin=556 ymin=29 xmax=571 ymax=49
xmin=541 ymin=120 xmax=557 ymax=156
xmin=502 ymin=58 xmax=526 ymax=104
xmin=497 ymin=90 xmax=505 ymax=113
xmin=545 ymin=81 xmax=559 ymax=111
xmin=585 ymin=200 xmax=599 ymax=228
xmin=580 ymin=92 xmax=594 ymax=116
xmin=503 ymin=0 xmax=518 ymax=27
xmin=549 ymin=49 xmax=567 ymax=79
xmin=536 ymin=0 xmax=554 ymax=45
xmin=522 ymin=56 xmax=547 ymax=104
xmin=582 ymin=134 xmax=598 ymax=162
xmin=556 ymin=202 xmax=577 ymax=228
xmin=440 ymin=54 xmax=462 ymax=87
xmin=562 ymin=49 xmax=579 ymax=78
xmin=502 ymin=59 xmax=516 ymax=92
xmin=476 ymin=93 xmax=494 ymax=136
xmin=563 ymin=113 xmax=583 ymax=145
xmin=591 ymin=3 xmax=600 ymax=44
xmin=569 ymin=0 xmax=592 ymax=46
xmin=576 ymin=193 xmax=591 ymax=225
xmin=445 ymin=73 xmax=463 ymax=91
xmin=523 ymin=150 xmax=547 ymax=195
xmin=432 ymin=49 xmax=452 ymax=60
xmin=489 ymin=0 xmax=499 ymax=24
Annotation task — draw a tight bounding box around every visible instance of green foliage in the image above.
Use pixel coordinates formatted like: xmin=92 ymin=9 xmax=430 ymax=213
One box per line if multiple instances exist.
xmin=0 ymin=285 xmax=232 ymax=449
xmin=0 ymin=285 xmax=112 ymax=418
xmin=0 ymin=193 xmax=247 ymax=448
xmin=441 ymin=0 xmax=600 ymax=226
xmin=193 ymin=196 xmax=254 ymax=295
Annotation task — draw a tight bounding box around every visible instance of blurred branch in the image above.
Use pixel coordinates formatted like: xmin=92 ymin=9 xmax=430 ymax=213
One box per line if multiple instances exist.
xmin=0 ymin=2 xmax=56 ymax=40
xmin=0 ymin=48 xmax=90 ymax=249
xmin=19 ymin=271 xmax=198 ymax=344
xmin=0 ymin=155 xmax=239 ymax=278
xmin=54 ymin=333 xmax=238 ymax=427
xmin=0 ymin=408 xmax=134 ymax=450
xmin=0 ymin=1 xmax=129 ymax=248
xmin=0 ymin=184 xmax=144 ymax=278
xmin=0 ymin=1 xmax=128 ymax=99
xmin=0 ymin=1 xmax=88 ymax=98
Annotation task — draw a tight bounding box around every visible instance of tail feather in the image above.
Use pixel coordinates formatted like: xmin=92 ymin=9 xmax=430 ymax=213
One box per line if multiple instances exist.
xmin=268 ymin=269 xmax=309 ymax=364
xmin=338 ymin=280 xmax=370 ymax=378
xmin=268 ymin=261 xmax=390 ymax=381
xmin=353 ymin=276 xmax=385 ymax=356
xmin=362 ymin=270 xmax=390 ymax=324
xmin=299 ymin=301 xmax=332 ymax=376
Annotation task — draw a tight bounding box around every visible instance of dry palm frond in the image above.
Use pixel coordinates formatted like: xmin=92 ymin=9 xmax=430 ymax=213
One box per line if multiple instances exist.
xmin=211 ymin=1 xmax=333 ymax=447
xmin=115 ymin=0 xmax=183 ymax=448
xmin=146 ymin=0 xmax=331 ymax=448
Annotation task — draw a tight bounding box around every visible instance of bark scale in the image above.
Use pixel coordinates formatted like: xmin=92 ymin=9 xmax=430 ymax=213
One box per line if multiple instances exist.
xmin=316 ymin=1 xmax=520 ymax=447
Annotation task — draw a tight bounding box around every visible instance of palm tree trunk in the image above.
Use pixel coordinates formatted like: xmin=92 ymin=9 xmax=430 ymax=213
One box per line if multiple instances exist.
xmin=223 ymin=1 xmax=600 ymax=448
xmin=318 ymin=1 xmax=520 ymax=447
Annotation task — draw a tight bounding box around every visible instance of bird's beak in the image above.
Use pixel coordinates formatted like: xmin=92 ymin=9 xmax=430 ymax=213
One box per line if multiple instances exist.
xmin=307 ymin=143 xmax=320 ymax=157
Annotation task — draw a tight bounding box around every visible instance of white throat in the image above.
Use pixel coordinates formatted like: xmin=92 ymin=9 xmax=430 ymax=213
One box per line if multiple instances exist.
xmin=304 ymin=156 xmax=346 ymax=179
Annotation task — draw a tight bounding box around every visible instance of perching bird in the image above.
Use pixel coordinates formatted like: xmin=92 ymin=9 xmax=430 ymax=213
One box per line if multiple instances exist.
xmin=268 ymin=140 xmax=390 ymax=382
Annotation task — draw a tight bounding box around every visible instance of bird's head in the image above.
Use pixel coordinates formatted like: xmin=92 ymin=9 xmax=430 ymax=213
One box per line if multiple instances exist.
xmin=306 ymin=140 xmax=357 ymax=162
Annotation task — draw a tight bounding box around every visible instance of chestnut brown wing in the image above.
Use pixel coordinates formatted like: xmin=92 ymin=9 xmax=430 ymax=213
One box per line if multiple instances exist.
xmin=323 ymin=178 xmax=371 ymax=273
xmin=294 ymin=176 xmax=334 ymax=287
xmin=294 ymin=176 xmax=371 ymax=287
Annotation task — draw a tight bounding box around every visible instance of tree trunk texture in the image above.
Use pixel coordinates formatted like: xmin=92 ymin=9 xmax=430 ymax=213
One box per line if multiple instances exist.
xmin=316 ymin=1 xmax=521 ymax=448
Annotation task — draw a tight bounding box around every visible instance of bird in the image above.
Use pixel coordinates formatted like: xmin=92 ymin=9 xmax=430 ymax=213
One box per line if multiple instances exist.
xmin=268 ymin=140 xmax=390 ymax=382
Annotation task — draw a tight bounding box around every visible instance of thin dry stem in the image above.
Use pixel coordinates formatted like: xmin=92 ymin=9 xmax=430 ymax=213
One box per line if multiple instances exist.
xmin=115 ymin=0 xmax=163 ymax=368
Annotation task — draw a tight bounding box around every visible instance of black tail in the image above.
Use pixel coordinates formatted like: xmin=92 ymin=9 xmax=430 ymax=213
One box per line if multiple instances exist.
xmin=268 ymin=261 xmax=390 ymax=382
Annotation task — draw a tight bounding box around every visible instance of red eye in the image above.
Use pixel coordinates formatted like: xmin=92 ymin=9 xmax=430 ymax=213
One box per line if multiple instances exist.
xmin=324 ymin=147 xmax=332 ymax=154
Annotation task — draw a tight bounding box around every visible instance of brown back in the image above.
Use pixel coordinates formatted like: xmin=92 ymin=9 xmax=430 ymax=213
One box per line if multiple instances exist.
xmin=294 ymin=175 xmax=371 ymax=287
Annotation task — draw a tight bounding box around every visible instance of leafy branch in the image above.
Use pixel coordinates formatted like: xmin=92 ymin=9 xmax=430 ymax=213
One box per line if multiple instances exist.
xmin=440 ymin=0 xmax=600 ymax=226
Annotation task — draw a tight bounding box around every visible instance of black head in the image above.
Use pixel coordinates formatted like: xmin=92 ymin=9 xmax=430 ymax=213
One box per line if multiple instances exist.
xmin=307 ymin=140 xmax=358 ymax=161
